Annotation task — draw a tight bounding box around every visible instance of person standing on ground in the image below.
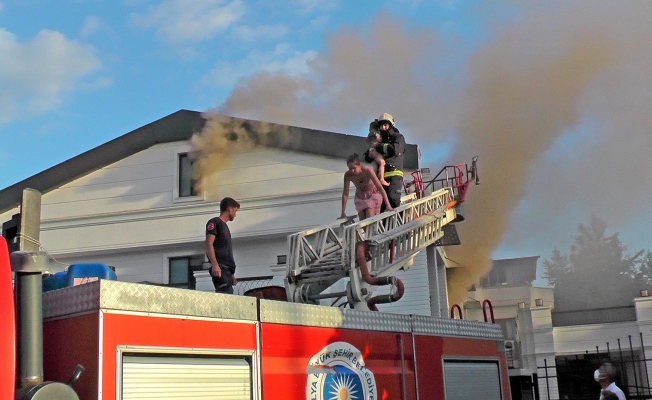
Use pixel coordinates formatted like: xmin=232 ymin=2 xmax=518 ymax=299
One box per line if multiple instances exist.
xmin=601 ymin=391 xmax=619 ymax=400
xmin=206 ymin=197 xmax=240 ymax=294
xmin=595 ymin=363 xmax=626 ymax=400
xmin=365 ymin=113 xmax=405 ymax=211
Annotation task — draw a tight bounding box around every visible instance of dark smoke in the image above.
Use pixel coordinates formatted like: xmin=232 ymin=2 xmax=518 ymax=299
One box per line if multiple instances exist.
xmin=191 ymin=112 xmax=290 ymax=201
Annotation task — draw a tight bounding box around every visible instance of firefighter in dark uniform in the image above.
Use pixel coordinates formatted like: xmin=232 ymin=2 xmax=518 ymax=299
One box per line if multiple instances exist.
xmin=366 ymin=113 xmax=405 ymax=211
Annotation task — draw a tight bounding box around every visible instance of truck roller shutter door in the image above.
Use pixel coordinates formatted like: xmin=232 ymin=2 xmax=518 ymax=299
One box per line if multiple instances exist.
xmin=121 ymin=355 xmax=251 ymax=399
xmin=443 ymin=360 xmax=502 ymax=400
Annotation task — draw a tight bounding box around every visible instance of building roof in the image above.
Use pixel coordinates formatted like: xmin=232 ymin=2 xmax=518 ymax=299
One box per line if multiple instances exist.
xmin=0 ymin=110 xmax=420 ymax=213
xmin=492 ymin=255 xmax=540 ymax=272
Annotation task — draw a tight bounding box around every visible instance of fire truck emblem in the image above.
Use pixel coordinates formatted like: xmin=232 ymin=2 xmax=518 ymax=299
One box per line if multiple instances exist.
xmin=306 ymin=342 xmax=377 ymax=400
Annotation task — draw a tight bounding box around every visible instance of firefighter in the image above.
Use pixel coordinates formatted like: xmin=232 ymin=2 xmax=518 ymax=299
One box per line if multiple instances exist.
xmin=365 ymin=113 xmax=405 ymax=211
xmin=206 ymin=197 xmax=240 ymax=294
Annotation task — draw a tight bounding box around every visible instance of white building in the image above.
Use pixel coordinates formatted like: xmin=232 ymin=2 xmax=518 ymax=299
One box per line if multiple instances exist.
xmin=8 ymin=110 xmax=651 ymax=400
xmin=1 ymin=109 xmax=447 ymax=315
xmin=465 ymin=256 xmax=652 ymax=400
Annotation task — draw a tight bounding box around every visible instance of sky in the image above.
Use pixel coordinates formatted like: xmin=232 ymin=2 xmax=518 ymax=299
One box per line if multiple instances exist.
xmin=2 ymin=0 xmax=652 ymax=288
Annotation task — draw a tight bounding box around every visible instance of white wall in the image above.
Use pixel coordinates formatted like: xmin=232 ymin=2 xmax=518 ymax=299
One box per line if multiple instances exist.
xmin=465 ymin=286 xmax=555 ymax=321
xmin=376 ymin=250 xmax=432 ymax=315
xmin=3 ymin=137 xmax=441 ymax=315
xmin=32 ymin=141 xmax=348 ymax=256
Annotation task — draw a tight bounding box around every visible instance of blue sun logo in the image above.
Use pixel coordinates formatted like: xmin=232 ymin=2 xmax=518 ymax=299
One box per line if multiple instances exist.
xmin=324 ymin=365 xmax=363 ymax=399
xmin=307 ymin=342 xmax=376 ymax=400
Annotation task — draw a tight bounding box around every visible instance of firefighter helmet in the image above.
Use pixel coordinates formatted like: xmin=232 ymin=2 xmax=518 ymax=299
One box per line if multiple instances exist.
xmin=378 ymin=113 xmax=394 ymax=126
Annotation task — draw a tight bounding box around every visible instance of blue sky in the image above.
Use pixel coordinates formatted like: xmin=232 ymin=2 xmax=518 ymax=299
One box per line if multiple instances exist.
xmin=0 ymin=0 xmax=487 ymax=187
xmin=2 ymin=0 xmax=652 ymax=285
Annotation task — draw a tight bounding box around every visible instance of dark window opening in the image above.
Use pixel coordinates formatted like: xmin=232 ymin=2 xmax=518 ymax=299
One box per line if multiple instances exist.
xmin=179 ymin=153 xmax=197 ymax=197
xmin=168 ymin=255 xmax=204 ymax=289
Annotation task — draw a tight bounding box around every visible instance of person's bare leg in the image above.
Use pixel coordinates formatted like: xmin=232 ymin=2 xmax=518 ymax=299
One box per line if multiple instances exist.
xmin=377 ymin=159 xmax=390 ymax=186
xmin=364 ymin=208 xmax=377 ymax=236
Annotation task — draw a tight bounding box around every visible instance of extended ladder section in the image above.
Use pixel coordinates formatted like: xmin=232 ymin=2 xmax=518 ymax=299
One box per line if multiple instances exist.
xmin=285 ymin=159 xmax=478 ymax=310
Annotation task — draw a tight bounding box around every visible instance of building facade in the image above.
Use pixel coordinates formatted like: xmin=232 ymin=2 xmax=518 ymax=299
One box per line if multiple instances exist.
xmin=466 ymin=256 xmax=652 ymax=400
xmin=1 ymin=110 xmax=445 ymax=315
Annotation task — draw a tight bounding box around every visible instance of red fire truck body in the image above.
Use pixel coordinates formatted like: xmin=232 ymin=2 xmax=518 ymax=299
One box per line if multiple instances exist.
xmin=39 ymin=279 xmax=510 ymax=400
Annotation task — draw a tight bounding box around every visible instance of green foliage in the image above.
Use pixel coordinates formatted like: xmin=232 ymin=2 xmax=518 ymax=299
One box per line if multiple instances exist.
xmin=543 ymin=215 xmax=649 ymax=311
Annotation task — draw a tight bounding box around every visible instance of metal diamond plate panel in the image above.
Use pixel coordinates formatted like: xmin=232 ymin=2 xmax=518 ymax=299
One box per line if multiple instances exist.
xmin=341 ymin=308 xmax=411 ymax=332
xmin=43 ymin=280 xmax=257 ymax=321
xmin=259 ymin=300 xmax=411 ymax=332
xmin=43 ymin=280 xmax=102 ymax=319
xmin=411 ymin=315 xmax=504 ymax=339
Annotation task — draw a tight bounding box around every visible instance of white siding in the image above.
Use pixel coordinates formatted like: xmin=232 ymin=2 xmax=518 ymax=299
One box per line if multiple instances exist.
xmin=3 ymin=137 xmax=438 ymax=316
xmin=51 ymin=237 xmax=288 ymax=286
xmin=232 ymin=236 xmax=288 ymax=278
xmin=36 ymin=142 xmax=348 ymax=256
xmin=41 ymin=142 xmax=182 ymax=218
xmin=52 ymin=244 xmax=203 ymax=284
xmin=40 ymin=142 xmax=346 ymax=220
xmin=376 ymin=251 xmax=432 ymax=316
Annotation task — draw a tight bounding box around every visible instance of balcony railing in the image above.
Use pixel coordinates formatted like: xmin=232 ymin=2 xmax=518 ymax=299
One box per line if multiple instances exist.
xmin=551 ymin=306 xmax=637 ymax=327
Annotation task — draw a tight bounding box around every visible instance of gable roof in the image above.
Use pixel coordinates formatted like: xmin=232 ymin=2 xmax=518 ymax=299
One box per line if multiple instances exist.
xmin=0 ymin=110 xmax=420 ymax=213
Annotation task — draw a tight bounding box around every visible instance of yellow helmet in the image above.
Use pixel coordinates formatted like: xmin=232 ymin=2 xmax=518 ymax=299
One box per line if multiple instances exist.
xmin=378 ymin=113 xmax=394 ymax=126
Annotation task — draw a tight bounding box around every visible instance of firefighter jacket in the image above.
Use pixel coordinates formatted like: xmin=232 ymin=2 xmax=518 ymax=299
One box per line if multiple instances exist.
xmin=373 ymin=126 xmax=405 ymax=178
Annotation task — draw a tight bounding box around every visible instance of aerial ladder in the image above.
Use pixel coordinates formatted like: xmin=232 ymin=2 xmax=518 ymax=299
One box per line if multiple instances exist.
xmin=285 ymin=157 xmax=479 ymax=310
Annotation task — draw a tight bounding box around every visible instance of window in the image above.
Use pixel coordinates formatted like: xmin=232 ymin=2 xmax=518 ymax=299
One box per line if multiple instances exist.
xmin=178 ymin=153 xmax=197 ymax=197
xmin=480 ymin=266 xmax=508 ymax=287
xmin=168 ymin=255 xmax=204 ymax=289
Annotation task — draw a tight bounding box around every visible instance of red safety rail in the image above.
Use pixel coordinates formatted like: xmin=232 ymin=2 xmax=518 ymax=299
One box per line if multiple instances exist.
xmin=403 ymin=170 xmax=425 ymax=198
xmin=482 ymin=299 xmax=495 ymax=323
xmin=450 ymin=304 xmax=464 ymax=319
xmin=404 ymin=157 xmax=479 ymax=202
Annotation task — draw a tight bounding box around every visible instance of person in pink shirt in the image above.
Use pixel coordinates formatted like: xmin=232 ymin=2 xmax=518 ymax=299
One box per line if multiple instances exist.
xmin=340 ymin=153 xmax=393 ymax=221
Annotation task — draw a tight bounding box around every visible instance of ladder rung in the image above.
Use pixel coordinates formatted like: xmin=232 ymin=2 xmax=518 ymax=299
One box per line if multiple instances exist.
xmin=305 ymin=260 xmax=345 ymax=269
xmin=367 ymin=215 xmax=438 ymax=245
xmin=302 ymin=267 xmax=345 ymax=275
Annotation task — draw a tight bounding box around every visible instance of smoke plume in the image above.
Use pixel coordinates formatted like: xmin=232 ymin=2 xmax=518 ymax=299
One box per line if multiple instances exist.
xmin=213 ymin=2 xmax=652 ymax=305
xmin=191 ymin=112 xmax=289 ymax=201
xmin=446 ymin=36 xmax=615 ymax=303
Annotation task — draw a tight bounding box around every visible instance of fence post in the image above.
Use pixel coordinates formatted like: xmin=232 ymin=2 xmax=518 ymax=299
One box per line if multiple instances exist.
xmin=544 ymin=358 xmax=551 ymax=400
xmin=630 ymin=335 xmax=640 ymax=396
xmin=640 ymin=331 xmax=650 ymax=395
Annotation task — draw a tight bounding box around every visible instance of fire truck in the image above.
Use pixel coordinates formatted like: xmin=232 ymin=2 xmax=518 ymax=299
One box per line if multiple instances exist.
xmin=1 ymin=159 xmax=513 ymax=400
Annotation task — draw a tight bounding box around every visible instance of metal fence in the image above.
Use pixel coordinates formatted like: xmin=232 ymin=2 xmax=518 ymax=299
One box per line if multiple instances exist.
xmin=233 ymin=276 xmax=275 ymax=295
xmin=538 ymin=332 xmax=652 ymax=400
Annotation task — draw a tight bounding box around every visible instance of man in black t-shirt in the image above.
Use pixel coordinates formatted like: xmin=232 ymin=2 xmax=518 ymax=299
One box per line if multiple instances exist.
xmin=205 ymin=197 xmax=240 ymax=294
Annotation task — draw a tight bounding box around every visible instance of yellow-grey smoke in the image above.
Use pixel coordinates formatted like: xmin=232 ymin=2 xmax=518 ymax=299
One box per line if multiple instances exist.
xmin=191 ymin=112 xmax=289 ymax=201
xmin=215 ymin=2 xmax=652 ymax=305
xmin=446 ymin=36 xmax=615 ymax=304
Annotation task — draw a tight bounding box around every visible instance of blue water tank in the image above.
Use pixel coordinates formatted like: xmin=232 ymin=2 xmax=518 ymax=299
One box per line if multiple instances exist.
xmin=42 ymin=271 xmax=68 ymax=292
xmin=66 ymin=263 xmax=117 ymax=287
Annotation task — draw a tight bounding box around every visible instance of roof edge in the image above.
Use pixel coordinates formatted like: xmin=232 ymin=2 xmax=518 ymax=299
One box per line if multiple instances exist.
xmin=0 ymin=110 xmax=419 ymax=213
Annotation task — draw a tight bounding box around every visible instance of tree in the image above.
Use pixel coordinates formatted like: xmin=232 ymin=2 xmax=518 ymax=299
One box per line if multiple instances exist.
xmin=634 ymin=250 xmax=652 ymax=285
xmin=543 ymin=215 xmax=648 ymax=311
